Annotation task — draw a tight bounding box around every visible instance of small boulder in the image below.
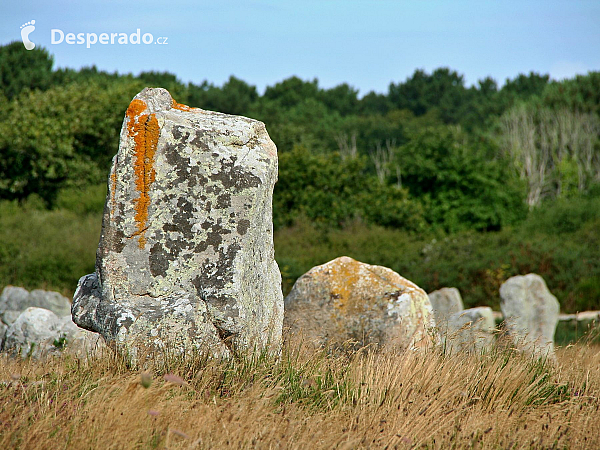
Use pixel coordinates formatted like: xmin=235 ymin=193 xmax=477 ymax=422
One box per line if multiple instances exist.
xmin=445 ymin=307 xmax=495 ymax=354
xmin=284 ymin=256 xmax=436 ymax=349
xmin=2 ymin=307 xmax=106 ymax=358
xmin=28 ymin=289 xmax=72 ymax=317
xmin=0 ymin=310 xmax=22 ymax=326
xmin=56 ymin=316 xmax=107 ymax=358
xmin=428 ymin=287 xmax=464 ymax=327
xmin=0 ymin=286 xmax=29 ymax=311
xmin=3 ymin=307 xmax=62 ymax=357
xmin=500 ymin=274 xmax=559 ymax=359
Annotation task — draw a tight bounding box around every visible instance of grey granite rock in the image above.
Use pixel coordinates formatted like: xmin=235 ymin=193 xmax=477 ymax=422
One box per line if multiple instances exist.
xmin=72 ymin=88 xmax=283 ymax=360
xmin=0 ymin=321 xmax=6 ymax=349
xmin=0 ymin=286 xmax=71 ymax=320
xmin=445 ymin=307 xmax=495 ymax=354
xmin=3 ymin=307 xmax=106 ymax=358
xmin=56 ymin=316 xmax=107 ymax=358
xmin=0 ymin=310 xmax=22 ymax=327
xmin=3 ymin=307 xmax=61 ymax=357
xmin=428 ymin=287 xmax=464 ymax=328
xmin=284 ymin=256 xmax=436 ymax=349
xmin=500 ymin=274 xmax=559 ymax=359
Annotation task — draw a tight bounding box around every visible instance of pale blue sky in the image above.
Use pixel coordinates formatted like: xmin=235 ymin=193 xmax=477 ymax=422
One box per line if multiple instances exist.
xmin=2 ymin=0 xmax=599 ymax=95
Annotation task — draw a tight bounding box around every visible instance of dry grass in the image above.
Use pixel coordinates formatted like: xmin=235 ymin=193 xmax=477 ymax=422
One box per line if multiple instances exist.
xmin=0 ymin=338 xmax=599 ymax=449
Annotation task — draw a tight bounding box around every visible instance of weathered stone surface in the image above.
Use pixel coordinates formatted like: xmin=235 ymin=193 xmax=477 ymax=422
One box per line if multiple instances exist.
xmin=0 ymin=286 xmax=71 ymax=320
xmin=0 ymin=321 xmax=6 ymax=348
xmin=72 ymin=88 xmax=283 ymax=359
xmin=0 ymin=286 xmax=28 ymax=311
xmin=56 ymin=316 xmax=108 ymax=358
xmin=445 ymin=307 xmax=495 ymax=354
xmin=0 ymin=310 xmax=22 ymax=327
xmin=428 ymin=287 xmax=464 ymax=327
xmin=2 ymin=307 xmax=106 ymax=358
xmin=500 ymin=274 xmax=559 ymax=359
xmin=3 ymin=307 xmax=60 ymax=357
xmin=284 ymin=256 xmax=436 ymax=349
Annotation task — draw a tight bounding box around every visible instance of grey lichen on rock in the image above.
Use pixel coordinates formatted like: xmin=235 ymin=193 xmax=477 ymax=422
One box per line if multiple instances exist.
xmin=500 ymin=274 xmax=559 ymax=359
xmin=72 ymin=87 xmax=284 ymax=360
xmin=444 ymin=307 xmax=495 ymax=354
xmin=428 ymin=287 xmax=464 ymax=328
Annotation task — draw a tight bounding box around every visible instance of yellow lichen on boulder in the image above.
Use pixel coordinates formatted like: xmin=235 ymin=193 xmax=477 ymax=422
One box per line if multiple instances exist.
xmin=284 ymin=256 xmax=436 ymax=350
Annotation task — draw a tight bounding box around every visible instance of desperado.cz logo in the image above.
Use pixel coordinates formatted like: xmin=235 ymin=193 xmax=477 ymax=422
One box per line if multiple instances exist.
xmin=20 ymin=20 xmax=36 ymax=50
xmin=52 ymin=29 xmax=168 ymax=48
xmin=20 ymin=20 xmax=168 ymax=51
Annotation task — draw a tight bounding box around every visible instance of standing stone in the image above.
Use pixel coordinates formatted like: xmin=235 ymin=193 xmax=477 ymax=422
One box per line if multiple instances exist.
xmin=428 ymin=287 xmax=464 ymax=328
xmin=445 ymin=307 xmax=495 ymax=354
xmin=72 ymin=88 xmax=283 ymax=360
xmin=284 ymin=256 xmax=436 ymax=349
xmin=500 ymin=274 xmax=559 ymax=359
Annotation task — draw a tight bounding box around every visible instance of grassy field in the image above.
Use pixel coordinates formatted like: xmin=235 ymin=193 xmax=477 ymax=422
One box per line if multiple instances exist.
xmin=1 ymin=338 xmax=599 ymax=449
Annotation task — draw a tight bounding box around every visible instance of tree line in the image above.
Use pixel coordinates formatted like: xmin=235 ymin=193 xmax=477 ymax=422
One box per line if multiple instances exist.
xmin=1 ymin=41 xmax=599 ymax=233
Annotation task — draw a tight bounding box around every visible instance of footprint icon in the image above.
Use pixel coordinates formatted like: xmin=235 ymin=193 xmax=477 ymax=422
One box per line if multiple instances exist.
xmin=20 ymin=20 xmax=36 ymax=50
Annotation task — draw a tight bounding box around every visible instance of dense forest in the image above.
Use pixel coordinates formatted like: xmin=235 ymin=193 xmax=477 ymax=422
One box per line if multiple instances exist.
xmin=0 ymin=41 xmax=599 ymax=312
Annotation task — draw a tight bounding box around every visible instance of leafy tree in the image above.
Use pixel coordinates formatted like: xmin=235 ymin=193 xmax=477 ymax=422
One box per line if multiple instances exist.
xmin=0 ymin=79 xmax=143 ymax=204
xmin=0 ymin=42 xmax=54 ymax=100
xmin=358 ymin=91 xmax=393 ymax=115
xmin=498 ymin=103 xmax=600 ymax=206
xmin=541 ymin=72 xmax=600 ymax=118
xmin=396 ymin=126 xmax=526 ymax=232
xmin=500 ymin=72 xmax=549 ymax=99
xmin=52 ymin=65 xmax=135 ymax=90
xmin=337 ymin=110 xmax=412 ymax=160
xmin=263 ymin=76 xmax=320 ymax=108
xmin=187 ymin=76 xmax=258 ymax=116
xmin=252 ymin=97 xmax=342 ymax=153
xmin=388 ymin=68 xmax=468 ymax=123
xmin=275 ymin=146 xmax=425 ymax=230
xmin=186 ymin=80 xmax=214 ymax=109
xmin=321 ymin=83 xmax=359 ymax=116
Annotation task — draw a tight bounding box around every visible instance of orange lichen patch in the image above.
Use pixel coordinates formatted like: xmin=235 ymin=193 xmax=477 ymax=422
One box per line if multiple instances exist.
xmin=125 ymin=98 xmax=160 ymax=249
xmin=318 ymin=257 xmax=423 ymax=316
xmin=171 ymin=98 xmax=199 ymax=112
xmin=320 ymin=257 xmax=387 ymax=316
xmin=126 ymin=99 xmax=148 ymax=135
xmin=110 ymin=171 xmax=118 ymax=214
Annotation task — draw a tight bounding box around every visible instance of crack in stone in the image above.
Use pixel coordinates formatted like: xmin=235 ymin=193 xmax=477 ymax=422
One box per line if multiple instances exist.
xmin=214 ymin=323 xmax=236 ymax=355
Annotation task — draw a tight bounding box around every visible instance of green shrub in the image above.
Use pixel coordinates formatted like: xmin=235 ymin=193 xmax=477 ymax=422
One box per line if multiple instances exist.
xmin=396 ymin=126 xmax=527 ymax=232
xmin=0 ymin=201 xmax=100 ymax=296
xmin=274 ymin=146 xmax=425 ymax=231
xmin=55 ymin=184 xmax=107 ymax=215
xmin=275 ymin=196 xmax=600 ymax=312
